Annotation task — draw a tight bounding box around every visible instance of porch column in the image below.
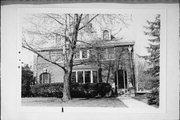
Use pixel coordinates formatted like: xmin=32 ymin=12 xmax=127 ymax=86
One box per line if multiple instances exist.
xmin=123 ymin=71 xmax=126 ymax=89
xmin=90 ymin=71 xmax=93 ymax=83
xmin=128 ymin=45 xmax=136 ymax=96
xmin=83 ymin=71 xmax=85 ymax=83
xmin=75 ymin=71 xmax=78 ymax=83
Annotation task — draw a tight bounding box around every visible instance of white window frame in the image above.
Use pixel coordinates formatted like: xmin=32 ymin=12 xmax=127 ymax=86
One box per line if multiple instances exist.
xmin=103 ymin=30 xmax=110 ymax=40
xmin=72 ymin=70 xmax=97 ymax=83
xmin=75 ymin=49 xmax=90 ymax=60
xmin=106 ymin=47 xmax=115 ymax=60
xmin=74 ymin=50 xmax=80 ymax=60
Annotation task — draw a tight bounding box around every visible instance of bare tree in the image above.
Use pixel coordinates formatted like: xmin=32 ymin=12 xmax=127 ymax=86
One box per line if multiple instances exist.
xmin=22 ymin=13 xmax=131 ymax=101
xmin=23 ymin=14 xmax=100 ymax=101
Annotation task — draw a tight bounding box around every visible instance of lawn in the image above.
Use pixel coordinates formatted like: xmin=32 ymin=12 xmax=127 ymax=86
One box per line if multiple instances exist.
xmin=22 ymin=97 xmax=127 ymax=107
xmin=133 ymin=93 xmax=158 ymax=108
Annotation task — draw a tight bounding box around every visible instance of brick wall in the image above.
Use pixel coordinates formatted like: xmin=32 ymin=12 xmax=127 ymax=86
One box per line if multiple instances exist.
xmin=34 ymin=51 xmax=64 ymax=83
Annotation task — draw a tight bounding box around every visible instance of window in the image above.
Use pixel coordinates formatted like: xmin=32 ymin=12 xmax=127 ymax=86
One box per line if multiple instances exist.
xmin=71 ymin=72 xmax=76 ymax=84
xmin=50 ymin=51 xmax=63 ymax=62
xmin=77 ymin=71 xmax=83 ymax=83
xmin=85 ymin=71 xmax=91 ymax=83
xmin=74 ymin=50 xmax=89 ymax=59
xmin=103 ymin=30 xmax=109 ymax=40
xmin=73 ymin=70 xmax=98 ymax=84
xmin=82 ymin=49 xmax=88 ymax=59
xmin=107 ymin=48 xmax=115 ymax=59
xmin=100 ymin=48 xmax=106 ymax=59
xmin=93 ymin=71 xmax=98 ymax=83
xmin=40 ymin=73 xmax=51 ymax=84
xmin=74 ymin=50 xmax=80 ymax=59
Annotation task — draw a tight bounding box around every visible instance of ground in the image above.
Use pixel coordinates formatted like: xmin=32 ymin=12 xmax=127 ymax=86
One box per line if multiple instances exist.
xmin=133 ymin=93 xmax=158 ymax=108
xmin=22 ymin=97 xmax=127 ymax=107
xmin=22 ymin=96 xmax=159 ymax=111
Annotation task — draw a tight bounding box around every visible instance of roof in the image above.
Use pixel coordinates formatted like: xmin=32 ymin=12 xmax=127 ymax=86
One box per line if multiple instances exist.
xmin=73 ymin=65 xmax=98 ymax=70
xmin=37 ymin=38 xmax=135 ymax=52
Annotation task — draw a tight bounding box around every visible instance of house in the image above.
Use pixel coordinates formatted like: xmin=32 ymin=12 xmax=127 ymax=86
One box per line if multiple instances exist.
xmin=33 ymin=29 xmax=136 ymax=94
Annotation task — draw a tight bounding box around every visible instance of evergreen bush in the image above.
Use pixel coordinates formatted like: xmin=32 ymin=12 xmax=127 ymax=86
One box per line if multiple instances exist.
xmin=31 ymin=83 xmax=112 ymax=98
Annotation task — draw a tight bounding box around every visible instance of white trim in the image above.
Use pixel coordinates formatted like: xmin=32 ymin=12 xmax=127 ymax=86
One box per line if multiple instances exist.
xmin=105 ymin=47 xmax=116 ymax=60
xmin=72 ymin=70 xmax=98 ymax=83
xmin=90 ymin=71 xmax=93 ymax=83
xmin=87 ymin=50 xmax=90 ymax=58
xmin=83 ymin=71 xmax=85 ymax=83
xmin=75 ymin=71 xmax=78 ymax=83
xmin=79 ymin=50 xmax=82 ymax=59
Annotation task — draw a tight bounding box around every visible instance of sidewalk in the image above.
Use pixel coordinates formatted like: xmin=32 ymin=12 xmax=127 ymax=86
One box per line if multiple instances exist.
xmin=118 ymin=96 xmax=158 ymax=111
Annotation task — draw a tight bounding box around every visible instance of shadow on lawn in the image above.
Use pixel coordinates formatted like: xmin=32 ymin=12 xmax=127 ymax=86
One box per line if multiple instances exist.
xmin=22 ymin=97 xmax=128 ymax=107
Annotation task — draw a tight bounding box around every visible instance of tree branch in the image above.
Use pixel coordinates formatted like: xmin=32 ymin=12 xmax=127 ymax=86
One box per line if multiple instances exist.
xmin=22 ymin=41 xmax=66 ymax=72
xmin=45 ymin=14 xmax=64 ymax=25
xmin=78 ymin=14 xmax=99 ymax=31
xmin=73 ymin=59 xmax=89 ymax=66
xmin=76 ymin=40 xmax=93 ymax=47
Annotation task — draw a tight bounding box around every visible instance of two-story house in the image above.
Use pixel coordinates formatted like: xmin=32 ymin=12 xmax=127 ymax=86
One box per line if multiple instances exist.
xmin=33 ymin=29 xmax=136 ymax=94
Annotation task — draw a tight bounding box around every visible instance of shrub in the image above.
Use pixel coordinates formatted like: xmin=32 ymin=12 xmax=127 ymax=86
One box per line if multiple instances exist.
xmin=31 ymin=82 xmax=112 ymax=98
xmin=70 ymin=83 xmax=87 ymax=98
xmin=144 ymin=78 xmax=159 ymax=90
xmin=21 ymin=65 xmax=35 ymax=97
xmin=146 ymin=78 xmax=159 ymax=106
xmin=70 ymin=83 xmax=112 ymax=98
xmin=22 ymin=84 xmax=32 ymax=97
xmin=96 ymin=83 xmax=112 ymax=97
xmin=31 ymin=83 xmax=63 ymax=98
xmin=146 ymin=87 xmax=159 ymax=106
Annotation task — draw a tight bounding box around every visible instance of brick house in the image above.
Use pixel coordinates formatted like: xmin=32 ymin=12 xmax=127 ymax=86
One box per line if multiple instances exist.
xmin=33 ymin=29 xmax=136 ymax=93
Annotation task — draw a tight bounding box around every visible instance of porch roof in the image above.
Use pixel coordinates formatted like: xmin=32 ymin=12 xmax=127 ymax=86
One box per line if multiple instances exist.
xmin=37 ymin=38 xmax=135 ymax=52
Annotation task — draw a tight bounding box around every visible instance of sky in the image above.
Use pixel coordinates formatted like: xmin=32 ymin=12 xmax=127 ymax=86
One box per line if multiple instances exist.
xmin=21 ymin=13 xmax=157 ymax=66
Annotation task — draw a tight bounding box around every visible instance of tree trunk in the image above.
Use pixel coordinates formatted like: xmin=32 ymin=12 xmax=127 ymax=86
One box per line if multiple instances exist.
xmin=114 ymin=71 xmax=118 ymax=96
xmin=62 ymin=14 xmax=81 ymax=101
xmin=62 ymin=64 xmax=73 ymax=101
xmin=98 ymin=67 xmax=102 ymax=83
xmin=106 ymin=62 xmax=111 ymax=83
xmin=63 ymin=70 xmax=71 ymax=101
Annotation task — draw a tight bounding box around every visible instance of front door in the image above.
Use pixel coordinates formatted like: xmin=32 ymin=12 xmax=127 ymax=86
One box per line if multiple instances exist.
xmin=115 ymin=70 xmax=127 ymax=89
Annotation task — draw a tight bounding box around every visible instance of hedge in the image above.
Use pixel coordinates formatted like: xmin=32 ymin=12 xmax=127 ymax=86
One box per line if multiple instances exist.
xmin=146 ymin=87 xmax=159 ymax=106
xmin=145 ymin=78 xmax=159 ymax=106
xmin=31 ymin=83 xmax=64 ymax=98
xmin=22 ymin=84 xmax=32 ymax=97
xmin=30 ymin=83 xmax=112 ymax=98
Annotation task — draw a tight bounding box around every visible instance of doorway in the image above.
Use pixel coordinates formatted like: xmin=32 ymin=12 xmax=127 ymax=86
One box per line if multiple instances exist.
xmin=115 ymin=70 xmax=127 ymax=89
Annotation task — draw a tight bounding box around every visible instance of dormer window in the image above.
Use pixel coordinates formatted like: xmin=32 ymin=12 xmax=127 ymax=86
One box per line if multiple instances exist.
xmin=103 ymin=30 xmax=110 ymax=40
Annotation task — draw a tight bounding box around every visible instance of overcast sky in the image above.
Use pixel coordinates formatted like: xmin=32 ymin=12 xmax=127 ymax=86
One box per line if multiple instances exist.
xmin=22 ymin=14 xmax=157 ymax=66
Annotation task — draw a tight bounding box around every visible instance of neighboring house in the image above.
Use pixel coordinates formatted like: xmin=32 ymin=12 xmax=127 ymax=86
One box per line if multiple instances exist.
xmin=33 ymin=29 xmax=136 ymax=93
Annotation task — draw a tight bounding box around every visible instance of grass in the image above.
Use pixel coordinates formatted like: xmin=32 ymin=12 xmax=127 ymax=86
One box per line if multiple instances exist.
xmin=133 ymin=93 xmax=158 ymax=108
xmin=22 ymin=97 xmax=127 ymax=107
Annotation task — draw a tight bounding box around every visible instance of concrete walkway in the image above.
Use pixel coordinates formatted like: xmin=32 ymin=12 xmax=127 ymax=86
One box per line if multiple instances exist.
xmin=118 ymin=96 xmax=158 ymax=111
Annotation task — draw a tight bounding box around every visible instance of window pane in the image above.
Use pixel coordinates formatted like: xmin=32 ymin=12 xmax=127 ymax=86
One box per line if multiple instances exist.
xmin=43 ymin=73 xmax=48 ymax=83
xmin=82 ymin=50 xmax=87 ymax=58
xmin=103 ymin=30 xmax=109 ymax=40
xmin=85 ymin=71 xmax=91 ymax=83
xmin=100 ymin=48 xmax=106 ymax=59
xmin=40 ymin=73 xmax=50 ymax=84
xmin=77 ymin=71 xmax=83 ymax=83
xmin=107 ymin=48 xmax=115 ymax=59
xmin=74 ymin=51 xmax=80 ymax=59
xmin=71 ymin=72 xmax=76 ymax=84
xmin=93 ymin=71 xmax=97 ymax=83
